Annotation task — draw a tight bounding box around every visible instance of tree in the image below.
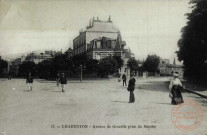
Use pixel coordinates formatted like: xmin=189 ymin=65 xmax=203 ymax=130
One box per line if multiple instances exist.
xmin=0 ymin=57 xmax=8 ymax=77
xmin=177 ymin=0 xmax=207 ymax=81
xmin=143 ymin=54 xmax=160 ymax=72
xmin=50 ymin=54 xmax=74 ymax=78
xmin=113 ymin=56 xmax=124 ymax=69
xmin=36 ymin=60 xmax=51 ymax=79
xmin=127 ymin=58 xmax=138 ymax=73
xmin=85 ymin=59 xmax=99 ymax=74
xmin=18 ymin=61 xmax=36 ymax=77
xmin=72 ymin=53 xmax=88 ymax=68
xmin=98 ymin=57 xmax=118 ymax=77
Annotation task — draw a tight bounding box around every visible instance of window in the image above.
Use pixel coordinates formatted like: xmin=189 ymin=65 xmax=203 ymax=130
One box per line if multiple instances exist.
xmin=97 ymin=41 xmax=101 ymax=48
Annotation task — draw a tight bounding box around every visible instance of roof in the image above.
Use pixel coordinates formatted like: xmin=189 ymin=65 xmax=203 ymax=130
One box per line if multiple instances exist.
xmin=66 ymin=48 xmax=73 ymax=53
xmin=86 ymin=21 xmax=119 ymax=33
xmin=91 ymin=36 xmax=116 ymax=41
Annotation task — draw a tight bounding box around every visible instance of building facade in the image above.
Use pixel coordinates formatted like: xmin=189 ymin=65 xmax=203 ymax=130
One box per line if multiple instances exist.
xmin=87 ymin=37 xmax=124 ymax=59
xmin=72 ymin=16 xmax=128 ymax=60
xmin=158 ymin=58 xmax=184 ymax=76
xmin=25 ymin=52 xmax=53 ymax=64
xmin=66 ymin=48 xmax=73 ymax=58
xmin=9 ymin=50 xmax=61 ymax=76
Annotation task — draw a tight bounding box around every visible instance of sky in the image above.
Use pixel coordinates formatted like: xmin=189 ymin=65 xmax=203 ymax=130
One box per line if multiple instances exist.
xmin=0 ymin=0 xmax=191 ymax=64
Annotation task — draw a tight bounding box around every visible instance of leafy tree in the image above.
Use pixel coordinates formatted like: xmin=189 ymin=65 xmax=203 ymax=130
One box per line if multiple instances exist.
xmin=143 ymin=54 xmax=160 ymax=72
xmin=50 ymin=54 xmax=74 ymax=77
xmin=0 ymin=57 xmax=8 ymax=77
xmin=113 ymin=56 xmax=124 ymax=69
xmin=85 ymin=59 xmax=99 ymax=74
xmin=18 ymin=61 xmax=36 ymax=77
xmin=36 ymin=60 xmax=51 ymax=79
xmin=127 ymin=58 xmax=138 ymax=73
xmin=98 ymin=57 xmax=118 ymax=77
xmin=72 ymin=53 xmax=88 ymax=68
xmin=177 ymin=0 xmax=207 ymax=81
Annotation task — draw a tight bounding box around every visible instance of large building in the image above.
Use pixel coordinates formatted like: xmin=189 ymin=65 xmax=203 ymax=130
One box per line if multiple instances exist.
xmin=25 ymin=51 xmax=53 ymax=64
xmin=10 ymin=56 xmax=26 ymax=76
xmin=72 ymin=16 xmax=129 ymax=60
xmin=158 ymin=58 xmax=183 ymax=76
xmin=9 ymin=50 xmax=62 ymax=76
xmin=25 ymin=50 xmax=62 ymax=64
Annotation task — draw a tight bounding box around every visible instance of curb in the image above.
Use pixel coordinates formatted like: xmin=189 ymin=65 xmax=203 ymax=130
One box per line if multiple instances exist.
xmin=184 ymin=88 xmax=207 ymax=99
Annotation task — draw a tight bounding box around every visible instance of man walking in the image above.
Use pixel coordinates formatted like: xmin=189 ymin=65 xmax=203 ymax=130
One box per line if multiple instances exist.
xmin=59 ymin=73 xmax=67 ymax=92
xmin=26 ymin=72 xmax=33 ymax=91
xmin=127 ymin=73 xmax=136 ymax=103
xmin=122 ymin=73 xmax=127 ymax=86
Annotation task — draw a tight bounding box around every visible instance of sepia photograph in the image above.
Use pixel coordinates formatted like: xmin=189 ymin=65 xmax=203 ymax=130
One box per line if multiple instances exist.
xmin=0 ymin=0 xmax=207 ymax=135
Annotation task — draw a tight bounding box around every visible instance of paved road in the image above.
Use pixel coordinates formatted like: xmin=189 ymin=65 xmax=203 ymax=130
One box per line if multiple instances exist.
xmin=0 ymin=78 xmax=206 ymax=135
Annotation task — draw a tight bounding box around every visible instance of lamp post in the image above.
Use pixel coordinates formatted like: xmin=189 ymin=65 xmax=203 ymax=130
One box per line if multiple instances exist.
xmin=80 ymin=64 xmax=82 ymax=82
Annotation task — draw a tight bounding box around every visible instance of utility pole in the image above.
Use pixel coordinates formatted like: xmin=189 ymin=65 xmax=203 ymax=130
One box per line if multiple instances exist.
xmin=79 ymin=64 xmax=86 ymax=82
xmin=80 ymin=64 xmax=82 ymax=82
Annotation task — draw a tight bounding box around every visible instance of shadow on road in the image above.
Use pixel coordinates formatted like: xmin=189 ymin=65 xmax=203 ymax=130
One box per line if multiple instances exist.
xmin=137 ymin=81 xmax=169 ymax=93
xmin=112 ymin=100 xmax=128 ymax=103
xmin=150 ymin=102 xmax=171 ymax=105
xmin=52 ymin=91 xmax=63 ymax=92
xmin=18 ymin=89 xmax=31 ymax=92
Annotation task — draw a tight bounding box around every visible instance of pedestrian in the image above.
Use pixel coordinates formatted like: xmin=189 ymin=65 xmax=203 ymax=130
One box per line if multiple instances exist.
xmin=122 ymin=73 xmax=127 ymax=86
xmin=26 ymin=72 xmax=33 ymax=91
xmin=118 ymin=73 xmax=121 ymax=82
xmin=169 ymin=72 xmax=184 ymax=105
xmin=59 ymin=73 xmax=67 ymax=92
xmin=56 ymin=73 xmax=60 ymax=86
xmin=127 ymin=73 xmax=136 ymax=103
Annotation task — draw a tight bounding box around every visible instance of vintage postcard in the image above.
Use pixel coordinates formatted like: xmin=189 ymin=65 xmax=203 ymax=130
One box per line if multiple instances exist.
xmin=0 ymin=0 xmax=206 ymax=135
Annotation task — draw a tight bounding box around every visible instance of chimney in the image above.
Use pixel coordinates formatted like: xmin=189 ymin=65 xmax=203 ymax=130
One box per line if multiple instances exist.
xmin=92 ymin=17 xmax=94 ymax=26
xmin=97 ymin=17 xmax=99 ymax=20
xmin=173 ymin=57 xmax=176 ymax=65
xmin=89 ymin=18 xmax=92 ymax=27
xmin=108 ymin=15 xmax=112 ymax=22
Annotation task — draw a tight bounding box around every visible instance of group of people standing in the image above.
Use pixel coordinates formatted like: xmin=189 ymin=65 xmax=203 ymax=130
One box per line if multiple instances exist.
xmin=120 ymin=71 xmax=184 ymax=105
xmin=25 ymin=70 xmax=184 ymax=105
xmin=25 ymin=72 xmax=67 ymax=92
xmin=56 ymin=73 xmax=67 ymax=92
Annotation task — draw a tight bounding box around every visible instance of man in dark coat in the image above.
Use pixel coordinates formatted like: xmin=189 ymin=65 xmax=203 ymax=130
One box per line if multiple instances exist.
xmin=127 ymin=73 xmax=136 ymax=103
xmin=26 ymin=72 xmax=33 ymax=91
xmin=59 ymin=73 xmax=67 ymax=92
xmin=122 ymin=73 xmax=127 ymax=86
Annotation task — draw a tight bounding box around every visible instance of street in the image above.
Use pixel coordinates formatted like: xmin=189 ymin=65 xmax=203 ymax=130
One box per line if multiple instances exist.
xmin=0 ymin=77 xmax=206 ymax=135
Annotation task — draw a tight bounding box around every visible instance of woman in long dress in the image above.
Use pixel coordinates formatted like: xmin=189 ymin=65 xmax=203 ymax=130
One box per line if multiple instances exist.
xmin=169 ymin=72 xmax=184 ymax=105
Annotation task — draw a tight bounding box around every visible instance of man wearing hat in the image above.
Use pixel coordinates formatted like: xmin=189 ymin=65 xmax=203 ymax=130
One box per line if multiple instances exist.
xmin=127 ymin=73 xmax=136 ymax=103
xmin=122 ymin=73 xmax=127 ymax=86
xmin=59 ymin=73 xmax=67 ymax=92
xmin=26 ymin=72 xmax=33 ymax=91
